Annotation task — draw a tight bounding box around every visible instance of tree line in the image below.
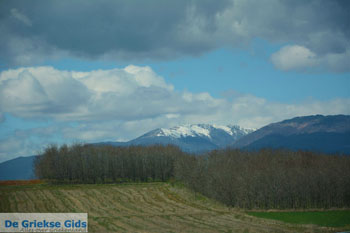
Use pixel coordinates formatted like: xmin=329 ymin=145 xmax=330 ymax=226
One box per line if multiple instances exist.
xmin=34 ymin=144 xmax=184 ymax=183
xmin=34 ymin=144 xmax=350 ymax=209
xmin=175 ymin=149 xmax=350 ymax=209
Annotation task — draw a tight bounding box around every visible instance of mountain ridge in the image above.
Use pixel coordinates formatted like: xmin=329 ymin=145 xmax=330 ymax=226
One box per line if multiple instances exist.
xmin=232 ymin=114 xmax=350 ymax=154
xmin=98 ymin=124 xmax=254 ymax=153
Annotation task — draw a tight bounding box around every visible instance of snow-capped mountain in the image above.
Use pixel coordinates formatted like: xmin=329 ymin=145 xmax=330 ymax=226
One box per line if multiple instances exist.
xmin=99 ymin=124 xmax=255 ymax=153
xmin=149 ymin=124 xmax=253 ymax=139
xmin=140 ymin=124 xmax=253 ymax=146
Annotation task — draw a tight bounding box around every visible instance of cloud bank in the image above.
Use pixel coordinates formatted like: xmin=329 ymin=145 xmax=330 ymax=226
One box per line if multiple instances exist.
xmin=0 ymin=0 xmax=349 ymax=72
xmin=1 ymin=65 xmax=349 ymax=161
xmin=2 ymin=66 xmax=349 ymax=127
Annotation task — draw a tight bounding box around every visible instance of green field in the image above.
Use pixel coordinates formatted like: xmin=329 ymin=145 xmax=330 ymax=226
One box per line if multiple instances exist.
xmin=0 ymin=182 xmax=346 ymax=233
xmin=247 ymin=210 xmax=350 ymax=227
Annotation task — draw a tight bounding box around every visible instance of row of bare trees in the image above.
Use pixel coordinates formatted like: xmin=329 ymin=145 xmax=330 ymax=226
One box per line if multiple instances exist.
xmin=175 ymin=149 xmax=350 ymax=209
xmin=34 ymin=144 xmax=350 ymax=208
xmin=34 ymin=144 xmax=184 ymax=183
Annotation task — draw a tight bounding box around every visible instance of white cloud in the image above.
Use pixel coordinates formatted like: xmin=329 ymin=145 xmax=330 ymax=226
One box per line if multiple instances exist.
xmin=0 ymin=67 xmax=90 ymax=117
xmin=271 ymin=45 xmax=350 ymax=72
xmin=270 ymin=45 xmax=318 ymax=71
xmin=1 ymin=65 xmax=349 ymax=128
xmin=0 ymin=66 xmax=219 ymax=122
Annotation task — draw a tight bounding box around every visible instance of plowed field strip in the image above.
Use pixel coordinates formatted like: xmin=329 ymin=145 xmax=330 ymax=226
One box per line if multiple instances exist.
xmin=0 ymin=183 xmax=333 ymax=233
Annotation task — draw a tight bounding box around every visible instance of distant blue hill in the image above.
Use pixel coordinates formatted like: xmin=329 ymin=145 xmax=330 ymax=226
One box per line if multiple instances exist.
xmin=232 ymin=115 xmax=350 ymax=155
xmin=245 ymin=132 xmax=350 ymax=154
xmin=0 ymin=155 xmax=37 ymax=180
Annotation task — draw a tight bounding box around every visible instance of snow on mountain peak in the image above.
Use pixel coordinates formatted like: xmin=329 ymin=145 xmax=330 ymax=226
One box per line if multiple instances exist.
xmin=154 ymin=124 xmax=253 ymax=139
xmin=157 ymin=125 xmax=211 ymax=138
xmin=212 ymin=125 xmax=234 ymax=135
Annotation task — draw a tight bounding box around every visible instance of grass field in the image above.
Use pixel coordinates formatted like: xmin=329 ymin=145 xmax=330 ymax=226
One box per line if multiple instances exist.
xmin=0 ymin=182 xmax=346 ymax=233
xmin=247 ymin=210 xmax=350 ymax=227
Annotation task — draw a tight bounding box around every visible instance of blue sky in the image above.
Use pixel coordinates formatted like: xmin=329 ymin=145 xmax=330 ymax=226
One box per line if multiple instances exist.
xmin=42 ymin=41 xmax=350 ymax=102
xmin=0 ymin=0 xmax=349 ymax=162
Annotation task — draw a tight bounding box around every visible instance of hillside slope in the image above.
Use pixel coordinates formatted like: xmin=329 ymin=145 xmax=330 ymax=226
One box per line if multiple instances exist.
xmin=0 ymin=155 xmax=36 ymax=180
xmin=232 ymin=115 xmax=350 ymax=154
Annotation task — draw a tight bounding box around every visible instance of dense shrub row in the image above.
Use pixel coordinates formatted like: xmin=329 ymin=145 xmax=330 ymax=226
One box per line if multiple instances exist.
xmin=35 ymin=144 xmax=350 ymax=209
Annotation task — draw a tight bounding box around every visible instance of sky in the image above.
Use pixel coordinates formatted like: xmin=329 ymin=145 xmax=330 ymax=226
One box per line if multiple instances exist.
xmin=0 ymin=0 xmax=349 ymax=162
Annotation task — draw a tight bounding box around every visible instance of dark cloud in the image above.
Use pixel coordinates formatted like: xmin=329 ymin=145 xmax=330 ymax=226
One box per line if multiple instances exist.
xmin=0 ymin=0 xmax=349 ymax=71
xmin=0 ymin=0 xmax=230 ymax=64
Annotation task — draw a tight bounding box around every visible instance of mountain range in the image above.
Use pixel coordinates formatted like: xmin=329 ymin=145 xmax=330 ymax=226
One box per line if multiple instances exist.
xmin=96 ymin=124 xmax=254 ymax=153
xmin=1 ymin=114 xmax=349 ymax=180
